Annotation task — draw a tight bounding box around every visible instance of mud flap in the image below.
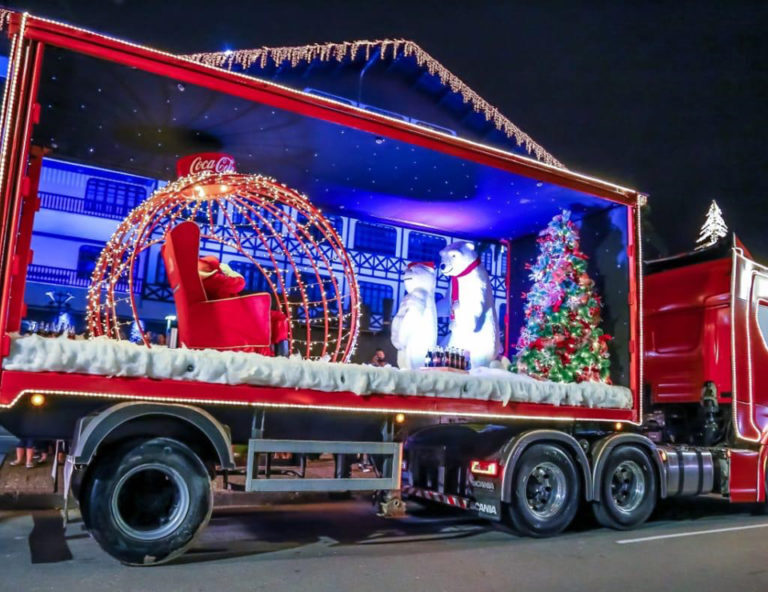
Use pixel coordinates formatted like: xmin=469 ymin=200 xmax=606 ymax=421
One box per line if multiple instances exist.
xmin=469 ymin=476 xmax=502 ymax=520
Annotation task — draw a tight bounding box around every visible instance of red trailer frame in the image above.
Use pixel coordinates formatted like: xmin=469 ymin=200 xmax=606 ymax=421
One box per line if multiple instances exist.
xmin=0 ymin=10 xmax=643 ymax=425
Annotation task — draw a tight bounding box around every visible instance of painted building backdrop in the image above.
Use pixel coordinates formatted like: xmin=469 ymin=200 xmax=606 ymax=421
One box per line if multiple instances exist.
xmin=24 ymin=157 xmax=509 ymax=360
xmin=13 ymin=39 xmax=551 ymax=363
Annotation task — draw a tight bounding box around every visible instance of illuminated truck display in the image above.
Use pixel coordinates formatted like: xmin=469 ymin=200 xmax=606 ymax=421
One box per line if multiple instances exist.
xmin=0 ymin=11 xmax=766 ymax=566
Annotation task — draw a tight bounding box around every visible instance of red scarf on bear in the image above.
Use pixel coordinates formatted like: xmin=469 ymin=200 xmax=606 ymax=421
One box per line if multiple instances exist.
xmin=450 ymin=258 xmax=481 ymax=319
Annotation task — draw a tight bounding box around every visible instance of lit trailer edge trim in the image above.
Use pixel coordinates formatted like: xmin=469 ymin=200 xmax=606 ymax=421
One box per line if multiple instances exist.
xmin=9 ymin=11 xmax=642 ymax=207
xmin=0 ymin=385 xmax=634 ymax=424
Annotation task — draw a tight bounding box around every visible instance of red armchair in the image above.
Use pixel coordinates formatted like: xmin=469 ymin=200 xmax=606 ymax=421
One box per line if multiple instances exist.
xmin=162 ymin=221 xmax=289 ymax=355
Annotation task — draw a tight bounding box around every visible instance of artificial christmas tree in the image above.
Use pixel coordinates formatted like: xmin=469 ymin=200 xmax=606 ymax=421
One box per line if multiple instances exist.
xmin=515 ymin=210 xmax=611 ymax=383
xmin=695 ymin=200 xmax=728 ymax=250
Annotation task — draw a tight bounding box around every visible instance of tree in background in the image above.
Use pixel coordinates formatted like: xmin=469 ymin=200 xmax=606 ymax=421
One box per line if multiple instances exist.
xmin=515 ymin=210 xmax=611 ymax=383
xmin=695 ymin=200 xmax=728 ymax=250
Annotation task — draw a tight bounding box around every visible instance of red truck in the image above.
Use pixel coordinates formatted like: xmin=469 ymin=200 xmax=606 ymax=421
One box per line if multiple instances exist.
xmin=0 ymin=11 xmax=766 ymax=566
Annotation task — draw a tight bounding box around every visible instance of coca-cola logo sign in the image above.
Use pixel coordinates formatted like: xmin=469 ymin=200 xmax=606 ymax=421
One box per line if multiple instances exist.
xmin=176 ymin=152 xmax=236 ymax=177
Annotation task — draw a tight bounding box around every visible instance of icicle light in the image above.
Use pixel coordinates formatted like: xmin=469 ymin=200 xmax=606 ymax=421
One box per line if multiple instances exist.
xmin=0 ymin=12 xmax=560 ymax=167
xmin=184 ymin=39 xmax=562 ymax=168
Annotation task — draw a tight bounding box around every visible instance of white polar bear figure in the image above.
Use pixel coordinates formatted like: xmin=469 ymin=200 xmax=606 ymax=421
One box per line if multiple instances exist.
xmin=439 ymin=241 xmax=501 ymax=368
xmin=391 ymin=262 xmax=438 ymax=370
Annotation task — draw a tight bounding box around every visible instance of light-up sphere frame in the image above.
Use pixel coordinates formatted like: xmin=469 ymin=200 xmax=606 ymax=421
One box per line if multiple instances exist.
xmin=86 ymin=171 xmax=360 ymax=362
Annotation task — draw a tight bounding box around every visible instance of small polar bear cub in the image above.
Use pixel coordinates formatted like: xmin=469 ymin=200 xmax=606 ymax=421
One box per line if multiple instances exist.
xmin=439 ymin=241 xmax=501 ymax=368
xmin=391 ymin=263 xmax=438 ymax=370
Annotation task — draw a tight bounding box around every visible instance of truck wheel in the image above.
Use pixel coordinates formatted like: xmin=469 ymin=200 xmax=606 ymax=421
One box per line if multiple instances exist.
xmin=592 ymin=445 xmax=657 ymax=530
xmin=82 ymin=437 xmax=213 ymax=565
xmin=505 ymin=443 xmax=580 ymax=537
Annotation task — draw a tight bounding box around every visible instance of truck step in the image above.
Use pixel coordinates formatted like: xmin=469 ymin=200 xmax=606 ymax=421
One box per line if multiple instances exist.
xmin=245 ymin=439 xmax=402 ymax=494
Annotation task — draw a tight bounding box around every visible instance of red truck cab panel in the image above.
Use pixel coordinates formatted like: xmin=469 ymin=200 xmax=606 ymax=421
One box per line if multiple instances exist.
xmin=646 ymin=241 xmax=768 ymax=445
xmin=645 ymin=252 xmax=732 ymax=405
xmin=728 ymin=449 xmax=762 ymax=502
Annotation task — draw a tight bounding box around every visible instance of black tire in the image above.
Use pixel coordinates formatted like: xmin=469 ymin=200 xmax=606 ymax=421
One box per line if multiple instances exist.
xmin=592 ymin=445 xmax=657 ymax=530
xmin=82 ymin=437 xmax=213 ymax=565
xmin=504 ymin=443 xmax=581 ymax=537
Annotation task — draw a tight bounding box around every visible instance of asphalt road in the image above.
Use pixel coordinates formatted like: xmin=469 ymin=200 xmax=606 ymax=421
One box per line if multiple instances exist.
xmin=1 ymin=497 xmax=767 ymax=592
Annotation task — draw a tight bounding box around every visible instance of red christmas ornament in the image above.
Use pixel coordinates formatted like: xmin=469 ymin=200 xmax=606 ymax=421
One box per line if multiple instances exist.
xmin=87 ymin=172 xmax=359 ymax=361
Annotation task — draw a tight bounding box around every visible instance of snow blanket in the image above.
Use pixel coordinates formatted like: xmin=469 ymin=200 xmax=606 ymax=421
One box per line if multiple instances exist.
xmin=3 ymin=334 xmax=633 ymax=409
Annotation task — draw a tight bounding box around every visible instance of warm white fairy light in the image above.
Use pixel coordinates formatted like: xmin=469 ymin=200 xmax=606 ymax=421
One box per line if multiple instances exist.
xmin=183 ymin=38 xmax=561 ymax=167
xmin=0 ymin=386 xmax=631 ymax=423
xmin=0 ymin=13 xmax=27 ymax=216
xmin=695 ymin=200 xmax=728 ymax=250
xmin=86 ymin=171 xmax=360 ymax=362
xmin=0 ymin=9 xmax=643 ymax=207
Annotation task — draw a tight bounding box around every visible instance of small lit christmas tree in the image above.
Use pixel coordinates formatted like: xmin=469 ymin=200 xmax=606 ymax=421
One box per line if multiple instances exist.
xmin=515 ymin=210 xmax=611 ymax=383
xmin=130 ymin=319 xmax=145 ymax=343
xmin=695 ymin=200 xmax=728 ymax=250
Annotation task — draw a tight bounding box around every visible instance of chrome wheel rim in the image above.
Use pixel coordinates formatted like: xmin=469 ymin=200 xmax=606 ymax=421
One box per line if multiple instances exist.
xmin=111 ymin=463 xmax=190 ymax=541
xmin=524 ymin=461 xmax=567 ymax=519
xmin=610 ymin=460 xmax=646 ymax=514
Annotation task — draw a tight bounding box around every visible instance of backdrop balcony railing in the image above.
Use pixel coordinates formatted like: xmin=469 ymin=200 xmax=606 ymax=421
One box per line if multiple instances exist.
xmin=141 ymin=282 xmax=173 ymax=302
xmin=27 ymin=264 xmax=141 ymax=293
xmin=35 ymin=191 xmax=506 ymax=327
xmin=350 ymin=250 xmax=404 ymax=280
xmin=38 ymin=191 xmax=134 ymax=220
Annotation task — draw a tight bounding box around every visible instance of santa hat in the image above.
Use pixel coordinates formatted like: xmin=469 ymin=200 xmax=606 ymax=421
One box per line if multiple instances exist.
xmin=406 ymin=261 xmax=435 ymax=270
xmin=198 ymin=255 xmax=222 ymax=279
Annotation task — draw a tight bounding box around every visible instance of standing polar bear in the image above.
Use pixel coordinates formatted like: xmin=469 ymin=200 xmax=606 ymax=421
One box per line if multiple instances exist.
xmin=439 ymin=241 xmax=501 ymax=368
xmin=391 ymin=262 xmax=437 ymax=370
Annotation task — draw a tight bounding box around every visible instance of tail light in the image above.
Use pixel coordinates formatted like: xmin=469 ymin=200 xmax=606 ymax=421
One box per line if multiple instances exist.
xmin=470 ymin=460 xmax=499 ymax=477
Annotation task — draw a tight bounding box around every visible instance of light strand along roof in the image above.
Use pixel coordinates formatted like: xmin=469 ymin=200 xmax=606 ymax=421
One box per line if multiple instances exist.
xmin=185 ymin=39 xmax=563 ymax=168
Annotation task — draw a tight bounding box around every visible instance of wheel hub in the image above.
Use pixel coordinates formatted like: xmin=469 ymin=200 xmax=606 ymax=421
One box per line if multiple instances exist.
xmin=524 ymin=461 xmax=567 ymax=519
xmin=610 ymin=460 xmax=645 ymax=514
xmin=111 ymin=463 xmax=191 ymax=541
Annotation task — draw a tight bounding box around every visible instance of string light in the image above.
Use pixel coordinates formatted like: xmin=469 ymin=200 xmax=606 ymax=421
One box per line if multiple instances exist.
xmin=0 ymin=9 xmax=642 ymax=204
xmin=183 ymin=39 xmax=561 ymax=167
xmin=695 ymin=200 xmax=728 ymax=250
xmin=87 ymin=171 xmax=360 ymax=362
xmin=0 ymin=387 xmax=632 ymax=423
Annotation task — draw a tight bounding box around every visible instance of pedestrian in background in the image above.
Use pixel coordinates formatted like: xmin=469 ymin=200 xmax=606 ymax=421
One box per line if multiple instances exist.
xmin=9 ymin=439 xmax=47 ymax=469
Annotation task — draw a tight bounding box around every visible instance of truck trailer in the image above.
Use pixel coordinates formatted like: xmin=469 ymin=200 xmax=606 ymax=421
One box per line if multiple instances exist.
xmin=0 ymin=11 xmax=765 ymax=566
xmin=404 ymin=238 xmax=768 ymax=536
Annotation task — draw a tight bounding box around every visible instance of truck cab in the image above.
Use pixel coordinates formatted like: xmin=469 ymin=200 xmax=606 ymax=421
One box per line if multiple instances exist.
xmin=644 ymin=238 xmax=768 ymax=447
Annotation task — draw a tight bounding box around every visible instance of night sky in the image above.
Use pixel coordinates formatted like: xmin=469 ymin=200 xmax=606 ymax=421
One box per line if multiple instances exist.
xmin=5 ymin=0 xmax=768 ymax=260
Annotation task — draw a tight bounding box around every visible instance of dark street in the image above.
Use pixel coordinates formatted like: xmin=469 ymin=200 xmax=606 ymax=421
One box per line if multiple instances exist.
xmin=2 ymin=497 xmax=767 ymax=592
